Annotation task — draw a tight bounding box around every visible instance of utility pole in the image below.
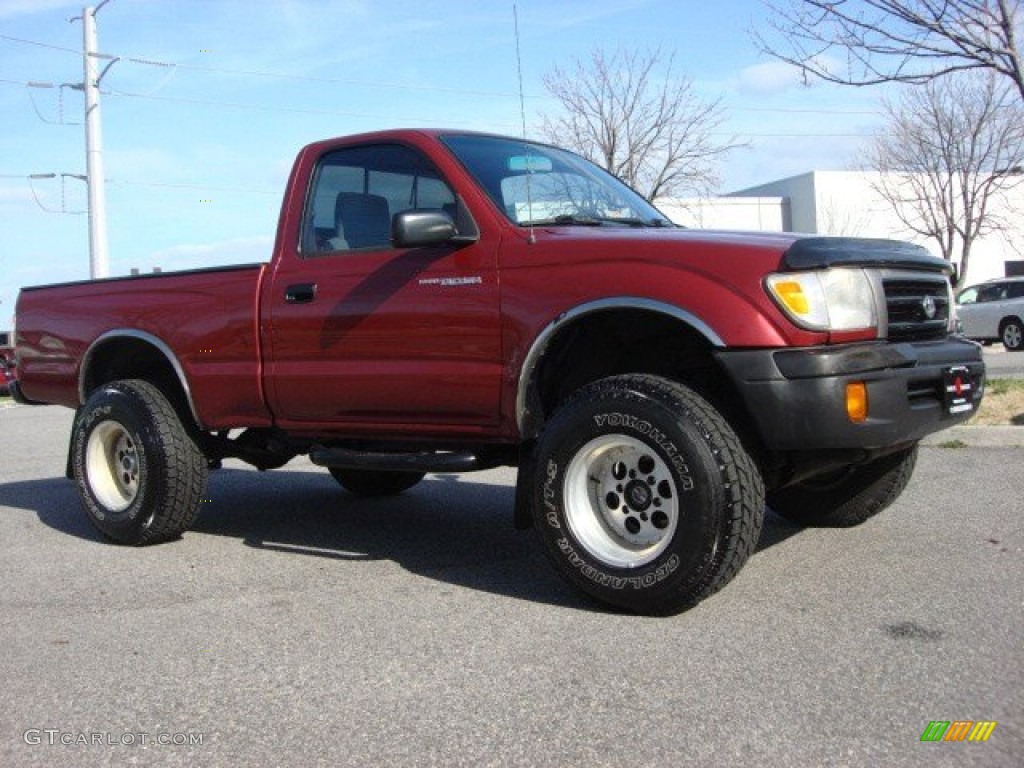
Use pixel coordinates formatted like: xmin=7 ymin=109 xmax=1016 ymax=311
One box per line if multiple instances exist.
xmin=80 ymin=3 xmax=111 ymax=279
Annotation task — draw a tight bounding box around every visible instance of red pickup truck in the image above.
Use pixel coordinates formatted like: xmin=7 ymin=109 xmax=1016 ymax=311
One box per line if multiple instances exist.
xmin=13 ymin=129 xmax=984 ymax=615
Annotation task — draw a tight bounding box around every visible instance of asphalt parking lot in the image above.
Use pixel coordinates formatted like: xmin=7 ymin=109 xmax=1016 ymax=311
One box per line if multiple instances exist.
xmin=982 ymin=344 xmax=1024 ymax=379
xmin=0 ymin=404 xmax=1020 ymax=768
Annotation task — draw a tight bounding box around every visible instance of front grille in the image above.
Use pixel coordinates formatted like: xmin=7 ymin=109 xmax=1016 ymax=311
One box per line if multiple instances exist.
xmin=883 ymin=279 xmax=950 ymax=342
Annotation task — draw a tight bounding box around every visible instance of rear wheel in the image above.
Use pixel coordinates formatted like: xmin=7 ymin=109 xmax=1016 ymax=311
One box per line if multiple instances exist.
xmin=532 ymin=374 xmax=764 ymax=615
xmin=767 ymin=446 xmax=918 ymax=527
xmin=1000 ymin=318 xmax=1023 ymax=351
xmin=328 ymin=468 xmax=425 ymax=496
xmin=72 ymin=379 xmax=207 ymax=544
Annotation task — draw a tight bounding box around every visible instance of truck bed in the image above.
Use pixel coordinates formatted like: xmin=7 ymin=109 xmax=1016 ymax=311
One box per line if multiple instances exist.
xmin=15 ymin=263 xmax=271 ymax=429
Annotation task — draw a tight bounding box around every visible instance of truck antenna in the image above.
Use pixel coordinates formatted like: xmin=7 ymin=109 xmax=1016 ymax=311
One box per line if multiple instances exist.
xmin=513 ymin=3 xmax=535 ymax=245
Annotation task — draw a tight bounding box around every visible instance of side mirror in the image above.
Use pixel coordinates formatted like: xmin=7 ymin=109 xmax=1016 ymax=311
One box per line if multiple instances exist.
xmin=392 ymin=210 xmax=456 ymax=248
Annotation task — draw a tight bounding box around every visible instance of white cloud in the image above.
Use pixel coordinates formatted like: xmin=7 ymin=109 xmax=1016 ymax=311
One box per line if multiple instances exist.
xmin=736 ymin=61 xmax=806 ymax=95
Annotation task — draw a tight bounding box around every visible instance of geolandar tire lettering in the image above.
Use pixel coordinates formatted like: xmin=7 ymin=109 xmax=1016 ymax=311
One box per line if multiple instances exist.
xmin=532 ymin=374 xmax=765 ymax=616
xmin=72 ymin=379 xmax=207 ymax=545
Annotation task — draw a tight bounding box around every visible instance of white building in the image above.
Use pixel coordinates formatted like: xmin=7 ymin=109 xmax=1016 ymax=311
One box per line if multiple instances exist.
xmin=657 ymin=170 xmax=1024 ymax=287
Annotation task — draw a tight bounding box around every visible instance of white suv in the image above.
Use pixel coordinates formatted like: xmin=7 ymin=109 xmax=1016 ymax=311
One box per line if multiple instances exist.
xmin=956 ymin=277 xmax=1024 ymax=351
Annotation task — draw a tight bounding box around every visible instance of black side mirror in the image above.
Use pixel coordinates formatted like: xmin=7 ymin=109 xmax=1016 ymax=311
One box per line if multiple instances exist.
xmin=392 ymin=210 xmax=456 ymax=248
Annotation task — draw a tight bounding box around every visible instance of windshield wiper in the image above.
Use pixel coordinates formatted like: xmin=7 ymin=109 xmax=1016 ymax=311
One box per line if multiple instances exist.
xmin=605 ymin=217 xmax=675 ymax=228
xmin=521 ymin=214 xmax=604 ymax=226
xmin=522 ymin=214 xmax=676 ymax=228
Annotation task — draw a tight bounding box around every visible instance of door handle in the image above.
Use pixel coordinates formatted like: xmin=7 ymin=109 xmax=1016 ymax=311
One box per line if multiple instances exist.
xmin=285 ymin=283 xmax=317 ymax=303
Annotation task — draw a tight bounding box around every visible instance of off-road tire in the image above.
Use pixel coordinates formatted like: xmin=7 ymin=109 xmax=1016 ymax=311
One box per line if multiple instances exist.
xmin=71 ymin=379 xmax=208 ymax=545
xmin=329 ymin=468 xmax=425 ymax=496
xmin=767 ymin=445 xmax=918 ymax=527
xmin=532 ymin=374 xmax=765 ymax=616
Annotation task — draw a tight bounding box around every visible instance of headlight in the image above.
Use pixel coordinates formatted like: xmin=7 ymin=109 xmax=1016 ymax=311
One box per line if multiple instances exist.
xmin=765 ymin=269 xmax=876 ymax=332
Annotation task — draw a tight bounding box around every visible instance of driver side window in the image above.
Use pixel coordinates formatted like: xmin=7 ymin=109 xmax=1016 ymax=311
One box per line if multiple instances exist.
xmin=302 ymin=144 xmax=456 ymax=255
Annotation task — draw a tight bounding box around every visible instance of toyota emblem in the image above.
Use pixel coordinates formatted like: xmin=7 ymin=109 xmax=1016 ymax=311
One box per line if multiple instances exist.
xmin=921 ymin=295 xmax=937 ymax=320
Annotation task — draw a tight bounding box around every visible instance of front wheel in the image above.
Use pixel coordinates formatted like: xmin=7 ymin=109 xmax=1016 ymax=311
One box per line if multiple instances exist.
xmin=767 ymin=445 xmax=918 ymax=527
xmin=532 ymin=375 xmax=765 ymax=616
xmin=71 ymin=379 xmax=208 ymax=544
xmin=1001 ymin=318 xmax=1023 ymax=351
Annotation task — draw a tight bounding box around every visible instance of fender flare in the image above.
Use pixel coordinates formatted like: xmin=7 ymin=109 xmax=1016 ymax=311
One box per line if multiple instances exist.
xmin=78 ymin=329 xmax=203 ymax=428
xmin=515 ymin=297 xmax=724 ymax=438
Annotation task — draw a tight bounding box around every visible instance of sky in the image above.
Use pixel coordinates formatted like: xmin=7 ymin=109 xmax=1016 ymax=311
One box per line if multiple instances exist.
xmin=0 ymin=0 xmax=891 ymax=328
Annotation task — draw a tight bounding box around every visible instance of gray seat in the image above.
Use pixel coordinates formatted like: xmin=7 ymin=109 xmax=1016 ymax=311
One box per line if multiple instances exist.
xmin=335 ymin=192 xmax=391 ymax=249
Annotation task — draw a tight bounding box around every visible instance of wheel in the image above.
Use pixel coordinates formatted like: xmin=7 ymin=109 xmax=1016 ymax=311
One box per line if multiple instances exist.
xmin=767 ymin=445 xmax=918 ymax=527
xmin=532 ymin=374 xmax=765 ymax=616
xmin=329 ymin=468 xmax=425 ymax=496
xmin=1000 ymin=318 xmax=1023 ymax=351
xmin=71 ymin=379 xmax=208 ymax=545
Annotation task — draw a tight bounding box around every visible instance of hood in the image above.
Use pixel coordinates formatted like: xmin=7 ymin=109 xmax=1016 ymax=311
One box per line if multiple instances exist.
xmin=528 ymin=225 xmax=948 ymax=273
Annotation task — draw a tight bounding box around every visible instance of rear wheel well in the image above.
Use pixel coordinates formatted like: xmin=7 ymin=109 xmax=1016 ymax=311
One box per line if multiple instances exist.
xmin=80 ymin=337 xmax=197 ymax=430
xmin=527 ymin=309 xmax=763 ymax=457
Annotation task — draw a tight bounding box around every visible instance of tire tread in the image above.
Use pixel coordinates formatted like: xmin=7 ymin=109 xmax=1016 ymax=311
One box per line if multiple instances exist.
xmin=75 ymin=379 xmax=206 ymax=545
xmin=535 ymin=374 xmax=765 ymax=614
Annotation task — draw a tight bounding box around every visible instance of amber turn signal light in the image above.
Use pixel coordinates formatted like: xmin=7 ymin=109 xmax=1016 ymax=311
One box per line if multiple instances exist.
xmin=846 ymin=382 xmax=868 ymax=423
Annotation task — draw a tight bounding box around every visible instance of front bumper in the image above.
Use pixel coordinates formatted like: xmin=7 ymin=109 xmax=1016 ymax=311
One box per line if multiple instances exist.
xmin=715 ymin=337 xmax=985 ymax=451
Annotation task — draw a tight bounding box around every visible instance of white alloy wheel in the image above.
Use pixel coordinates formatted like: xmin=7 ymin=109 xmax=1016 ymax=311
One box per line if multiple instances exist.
xmin=563 ymin=434 xmax=679 ymax=568
xmin=86 ymin=420 xmax=140 ymax=512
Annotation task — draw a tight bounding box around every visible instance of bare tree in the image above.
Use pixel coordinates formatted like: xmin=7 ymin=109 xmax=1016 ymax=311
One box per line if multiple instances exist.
xmin=540 ymin=47 xmax=737 ymax=200
xmin=868 ymin=73 xmax=1024 ymax=285
xmin=758 ymin=0 xmax=1024 ymax=101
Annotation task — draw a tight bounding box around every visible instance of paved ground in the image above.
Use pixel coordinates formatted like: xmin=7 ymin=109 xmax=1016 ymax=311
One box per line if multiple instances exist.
xmin=0 ymin=405 xmax=1020 ymax=767
xmin=982 ymin=344 xmax=1024 ymax=379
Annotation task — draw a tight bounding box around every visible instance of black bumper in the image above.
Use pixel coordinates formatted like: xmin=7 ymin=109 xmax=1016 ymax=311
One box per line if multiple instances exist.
xmin=715 ymin=337 xmax=985 ymax=451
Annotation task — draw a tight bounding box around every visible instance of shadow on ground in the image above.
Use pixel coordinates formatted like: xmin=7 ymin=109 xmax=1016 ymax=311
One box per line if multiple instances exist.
xmin=0 ymin=467 xmax=804 ymax=612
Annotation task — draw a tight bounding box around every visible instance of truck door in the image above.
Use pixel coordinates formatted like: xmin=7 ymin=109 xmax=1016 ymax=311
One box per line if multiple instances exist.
xmin=265 ymin=142 xmax=501 ymax=429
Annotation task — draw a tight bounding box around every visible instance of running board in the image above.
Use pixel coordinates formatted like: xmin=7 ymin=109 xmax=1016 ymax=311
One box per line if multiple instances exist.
xmin=309 ymin=447 xmax=485 ymax=474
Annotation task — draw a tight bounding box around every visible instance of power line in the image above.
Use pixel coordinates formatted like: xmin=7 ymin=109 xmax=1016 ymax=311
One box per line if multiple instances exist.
xmin=1 ymin=75 xmax=885 ymax=128
xmin=1 ymin=173 xmax=279 ymax=196
xmin=4 ymin=77 xmax=881 ymax=137
xmin=1 ymin=31 xmax=527 ymax=99
xmin=100 ymin=86 xmax=525 ymax=128
xmin=104 ymin=88 xmax=879 ymax=138
xmin=107 ymin=179 xmax=280 ymax=195
xmin=1 ymin=32 xmax=890 ymax=118
xmin=136 ymin=58 xmax=528 ymax=99
xmin=0 ymin=32 xmax=80 ymax=56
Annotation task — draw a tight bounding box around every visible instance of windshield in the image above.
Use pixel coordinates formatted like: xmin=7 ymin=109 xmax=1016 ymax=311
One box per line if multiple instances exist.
xmin=441 ymin=134 xmax=673 ymax=228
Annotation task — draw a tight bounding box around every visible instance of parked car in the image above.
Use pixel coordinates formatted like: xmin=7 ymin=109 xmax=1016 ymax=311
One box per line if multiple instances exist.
xmin=0 ymin=349 xmax=13 ymax=397
xmin=956 ymin=277 xmax=1024 ymax=350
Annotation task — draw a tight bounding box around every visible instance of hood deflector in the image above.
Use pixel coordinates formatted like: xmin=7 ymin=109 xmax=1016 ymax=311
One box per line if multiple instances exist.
xmin=783 ymin=237 xmax=950 ymax=273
